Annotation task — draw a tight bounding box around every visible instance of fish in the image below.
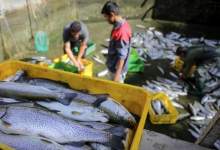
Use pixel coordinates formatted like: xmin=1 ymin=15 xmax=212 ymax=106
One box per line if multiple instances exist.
xmin=100 ymin=49 xmax=108 ymax=55
xmin=189 ymin=103 xmax=199 ymax=116
xmin=201 ymin=95 xmax=216 ymax=104
xmin=169 ymin=72 xmax=178 ymax=79
xmin=171 ymin=101 xmax=184 ymax=109
xmin=93 ymin=55 xmax=105 ymax=64
xmin=190 ymin=116 xmax=206 ymax=121
xmin=0 ymin=97 xmax=19 ymax=103
xmin=188 ymin=129 xmax=200 ymax=139
xmin=217 ymin=100 xmax=220 ymax=110
xmin=0 ymin=132 xmax=91 ymax=150
xmin=93 ymin=97 xmax=137 ymax=126
xmin=177 ymin=112 xmax=190 ymax=121
xmin=36 ymin=101 xmax=109 ymax=122
xmin=3 ymin=70 xmax=26 ymax=82
xmin=210 ymin=88 xmax=220 ymax=98
xmin=0 ymin=106 xmax=124 ymax=150
xmin=136 ymin=24 xmax=146 ymax=29
xmin=157 ymin=66 xmax=165 ymax=75
xmin=79 ymin=122 xmax=128 ymax=137
xmin=0 ymin=81 xmax=76 ymax=105
xmin=19 ymin=78 xmax=136 ymax=126
xmin=151 ymin=100 xmax=165 ymax=115
xmin=214 ymin=139 xmax=220 ymax=150
xmin=97 ymin=69 xmax=108 ymax=77
xmin=90 ymin=143 xmax=111 ymax=150
xmin=78 ymin=122 xmax=114 ymax=130
xmin=189 ymin=123 xmax=201 ymax=134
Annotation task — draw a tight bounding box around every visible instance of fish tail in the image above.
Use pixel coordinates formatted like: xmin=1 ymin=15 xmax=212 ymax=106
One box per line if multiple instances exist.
xmin=105 ymin=126 xmax=128 ymax=139
xmin=60 ymin=93 xmax=77 ymax=105
xmin=107 ymin=135 xmax=124 ymax=150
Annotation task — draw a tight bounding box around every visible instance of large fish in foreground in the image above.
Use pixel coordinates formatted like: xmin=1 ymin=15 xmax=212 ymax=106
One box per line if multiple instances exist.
xmin=0 ymin=132 xmax=91 ymax=150
xmin=0 ymin=82 xmax=77 ymax=105
xmin=0 ymin=106 xmax=124 ymax=150
xmin=25 ymin=78 xmax=137 ymax=126
xmin=36 ymin=101 xmax=109 ymax=122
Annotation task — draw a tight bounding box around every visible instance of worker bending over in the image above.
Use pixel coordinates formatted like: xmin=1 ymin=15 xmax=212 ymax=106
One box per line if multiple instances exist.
xmin=176 ymin=46 xmax=220 ymax=78
xmin=63 ymin=21 xmax=89 ymax=71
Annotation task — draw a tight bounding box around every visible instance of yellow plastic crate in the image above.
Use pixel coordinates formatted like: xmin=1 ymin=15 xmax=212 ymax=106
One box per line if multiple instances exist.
xmin=53 ymin=54 xmax=93 ymax=77
xmin=0 ymin=60 xmax=150 ymax=150
xmin=172 ymin=56 xmax=196 ymax=76
xmin=0 ymin=144 xmax=14 ymax=150
xmin=149 ymin=92 xmax=179 ymax=124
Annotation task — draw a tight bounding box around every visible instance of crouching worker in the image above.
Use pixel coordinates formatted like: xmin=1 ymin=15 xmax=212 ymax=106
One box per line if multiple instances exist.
xmin=176 ymin=46 xmax=220 ymax=79
xmin=101 ymin=1 xmax=132 ymax=83
xmin=63 ymin=21 xmax=89 ymax=71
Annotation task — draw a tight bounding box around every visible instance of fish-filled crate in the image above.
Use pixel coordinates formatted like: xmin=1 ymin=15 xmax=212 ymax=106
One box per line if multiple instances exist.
xmin=0 ymin=60 xmax=150 ymax=150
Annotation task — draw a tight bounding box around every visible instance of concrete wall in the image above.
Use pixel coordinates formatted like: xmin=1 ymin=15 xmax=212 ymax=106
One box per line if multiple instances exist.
xmin=151 ymin=0 xmax=220 ymax=26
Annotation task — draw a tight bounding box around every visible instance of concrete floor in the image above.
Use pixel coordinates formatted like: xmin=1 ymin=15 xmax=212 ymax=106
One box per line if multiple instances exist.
xmin=140 ymin=130 xmax=212 ymax=150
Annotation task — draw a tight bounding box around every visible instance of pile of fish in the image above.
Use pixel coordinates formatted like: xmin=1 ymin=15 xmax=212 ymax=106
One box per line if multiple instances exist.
xmin=196 ymin=62 xmax=220 ymax=96
xmin=132 ymin=27 xmax=220 ymax=61
xmin=214 ymin=139 xmax=220 ymax=150
xmin=143 ymin=77 xmax=187 ymax=102
xmin=21 ymin=56 xmax=53 ymax=65
xmin=151 ymin=100 xmax=168 ymax=115
xmin=187 ymin=94 xmax=220 ymax=140
xmin=0 ymin=70 xmax=137 ymax=150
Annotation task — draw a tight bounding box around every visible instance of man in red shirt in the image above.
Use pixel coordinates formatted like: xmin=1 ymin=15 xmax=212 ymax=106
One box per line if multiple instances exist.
xmin=101 ymin=1 xmax=132 ymax=83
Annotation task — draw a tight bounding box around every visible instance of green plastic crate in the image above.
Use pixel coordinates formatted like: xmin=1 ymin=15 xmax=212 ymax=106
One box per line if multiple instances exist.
xmin=49 ymin=62 xmax=78 ymax=73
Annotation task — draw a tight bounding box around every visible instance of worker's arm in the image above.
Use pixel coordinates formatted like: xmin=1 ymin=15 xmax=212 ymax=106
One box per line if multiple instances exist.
xmin=64 ymin=42 xmax=79 ymax=68
xmin=114 ymin=59 xmax=125 ymax=82
xmin=114 ymin=40 xmax=128 ymax=82
xmin=77 ymin=41 xmax=87 ymax=60
xmin=181 ymin=57 xmax=194 ymax=78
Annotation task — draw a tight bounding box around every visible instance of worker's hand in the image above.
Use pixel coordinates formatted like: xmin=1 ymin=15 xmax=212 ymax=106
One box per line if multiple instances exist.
xmin=77 ymin=58 xmax=85 ymax=72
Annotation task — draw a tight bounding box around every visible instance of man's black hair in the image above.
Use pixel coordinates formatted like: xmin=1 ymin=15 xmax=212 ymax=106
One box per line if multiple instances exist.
xmin=70 ymin=21 xmax=81 ymax=33
xmin=101 ymin=1 xmax=120 ymax=15
xmin=176 ymin=46 xmax=187 ymax=56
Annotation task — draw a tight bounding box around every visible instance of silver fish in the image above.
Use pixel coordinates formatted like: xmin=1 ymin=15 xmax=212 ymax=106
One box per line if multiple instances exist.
xmin=189 ymin=103 xmax=199 ymax=116
xmin=189 ymin=123 xmax=201 ymax=134
xmin=214 ymin=139 xmax=220 ymax=150
xmin=79 ymin=122 xmax=114 ymax=130
xmin=79 ymin=121 xmax=127 ymax=138
xmin=210 ymin=88 xmax=220 ymax=98
xmin=97 ymin=69 xmax=108 ymax=77
xmin=36 ymin=101 xmax=109 ymax=122
xmin=188 ymin=129 xmax=200 ymax=139
xmin=24 ymin=78 xmax=136 ymax=126
xmin=157 ymin=66 xmax=165 ymax=75
xmin=0 ymin=106 xmax=124 ymax=150
xmin=151 ymin=100 xmax=164 ymax=115
xmin=201 ymin=95 xmax=216 ymax=104
xmin=0 ymin=82 xmax=76 ymax=105
xmin=190 ymin=116 xmax=205 ymax=121
xmin=0 ymin=132 xmax=91 ymax=150
xmin=100 ymin=49 xmax=108 ymax=55
xmin=93 ymin=55 xmax=105 ymax=65
xmin=90 ymin=143 xmax=111 ymax=150
xmin=171 ymin=101 xmax=184 ymax=109
xmin=177 ymin=112 xmax=190 ymax=121
xmin=3 ymin=70 xmax=25 ymax=82
xmin=169 ymin=72 xmax=178 ymax=79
